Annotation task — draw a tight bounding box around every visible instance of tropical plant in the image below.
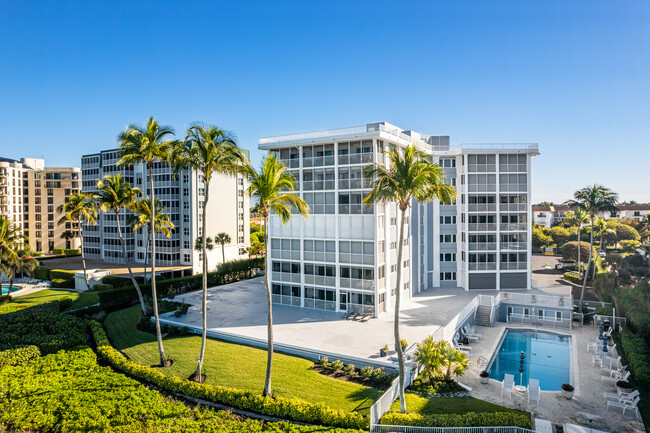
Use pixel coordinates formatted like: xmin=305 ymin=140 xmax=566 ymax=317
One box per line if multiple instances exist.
xmin=0 ymin=215 xmax=22 ymax=278
xmin=194 ymin=236 xmax=214 ymax=252
xmin=363 ymin=144 xmax=456 ymax=413
xmin=243 ymin=155 xmax=309 ymax=396
xmin=127 ymin=198 xmax=175 ymax=280
xmin=94 ymin=174 xmax=147 ymax=314
xmin=1 ymin=245 xmax=39 ymax=294
xmin=565 ymin=209 xmax=588 ymax=268
xmin=59 ymin=230 xmax=75 ymax=250
xmin=118 ymin=117 xmax=177 ymax=367
xmin=215 ymin=232 xmax=231 ymax=265
xmin=593 ymin=218 xmax=615 ymax=250
xmin=565 ymin=185 xmax=618 ymax=308
xmin=415 ymin=337 xmax=469 ymax=381
xmin=171 ymin=123 xmax=245 ymax=381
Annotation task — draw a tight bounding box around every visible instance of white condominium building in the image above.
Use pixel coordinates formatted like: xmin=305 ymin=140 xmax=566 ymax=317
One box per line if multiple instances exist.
xmin=258 ymin=122 xmax=539 ymax=317
xmin=0 ymin=157 xmax=82 ymax=253
xmin=81 ymin=149 xmax=250 ymax=274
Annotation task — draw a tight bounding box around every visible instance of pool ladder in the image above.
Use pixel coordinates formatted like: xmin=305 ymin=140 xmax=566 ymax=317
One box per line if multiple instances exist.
xmin=477 ymin=356 xmax=488 ymax=368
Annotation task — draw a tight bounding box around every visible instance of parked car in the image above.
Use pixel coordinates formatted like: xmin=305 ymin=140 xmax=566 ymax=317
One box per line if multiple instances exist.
xmin=598 ymin=250 xmax=606 ymax=258
xmin=555 ymin=259 xmax=577 ymax=270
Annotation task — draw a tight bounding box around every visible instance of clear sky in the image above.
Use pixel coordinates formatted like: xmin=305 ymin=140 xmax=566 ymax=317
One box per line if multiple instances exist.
xmin=1 ymin=1 xmax=648 ymax=203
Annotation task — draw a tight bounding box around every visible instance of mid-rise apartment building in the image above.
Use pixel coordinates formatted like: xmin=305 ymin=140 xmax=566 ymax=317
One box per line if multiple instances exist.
xmin=533 ymin=204 xmax=650 ymax=228
xmin=0 ymin=157 xmax=81 ymax=252
xmin=259 ymin=122 xmax=539 ymax=317
xmin=81 ymin=149 xmax=250 ymax=274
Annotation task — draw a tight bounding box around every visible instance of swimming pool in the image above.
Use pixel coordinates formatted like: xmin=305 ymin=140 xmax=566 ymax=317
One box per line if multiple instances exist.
xmin=488 ymin=328 xmax=571 ymax=390
xmin=1 ymin=285 xmax=23 ymax=295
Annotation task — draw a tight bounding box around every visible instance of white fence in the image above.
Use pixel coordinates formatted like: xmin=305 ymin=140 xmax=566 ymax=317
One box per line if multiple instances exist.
xmin=499 ymin=292 xmax=572 ymax=309
xmin=371 ymin=426 xmax=535 ymax=433
xmin=507 ymin=313 xmax=572 ymax=330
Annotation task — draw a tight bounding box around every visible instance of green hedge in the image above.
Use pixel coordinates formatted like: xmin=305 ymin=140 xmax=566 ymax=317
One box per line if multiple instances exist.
xmin=50 ymin=269 xmax=76 ymax=280
xmin=0 ymin=295 xmax=12 ymax=306
xmin=564 ymin=272 xmax=582 ymax=285
xmin=380 ymin=411 xmax=531 ymax=429
xmin=52 ymin=248 xmax=65 ymax=255
xmin=89 ymin=321 xmax=367 ymax=429
xmin=0 ymin=345 xmax=40 ymax=368
xmin=52 ymin=278 xmax=75 ymax=288
xmin=92 ymin=283 xmax=114 ymax=291
xmin=101 ymin=275 xmax=142 ymax=288
xmin=620 ymin=327 xmax=650 ymax=387
xmin=65 ymin=248 xmax=81 ymax=256
xmin=34 ymin=267 xmax=51 ymax=280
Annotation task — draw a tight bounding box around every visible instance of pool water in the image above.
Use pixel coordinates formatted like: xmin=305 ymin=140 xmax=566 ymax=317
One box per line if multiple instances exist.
xmin=488 ymin=329 xmax=570 ymax=390
xmin=1 ymin=285 xmax=23 ymax=295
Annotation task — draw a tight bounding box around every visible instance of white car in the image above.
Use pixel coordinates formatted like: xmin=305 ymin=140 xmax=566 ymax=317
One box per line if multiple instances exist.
xmin=555 ymin=259 xmax=577 ymax=270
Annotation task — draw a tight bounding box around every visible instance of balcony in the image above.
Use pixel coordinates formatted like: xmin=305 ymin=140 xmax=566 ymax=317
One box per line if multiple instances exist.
xmin=468 ymin=203 xmax=497 ymax=212
xmin=304 ymin=275 xmax=336 ymax=287
xmin=500 ymin=223 xmax=528 ymax=231
xmin=468 ymin=242 xmax=497 ymax=251
xmin=460 ymin=143 xmax=539 ymax=153
xmin=468 ymin=223 xmax=497 ymax=232
xmin=500 ymin=203 xmax=527 ymax=212
xmin=500 ymin=262 xmax=528 ymax=270
xmin=468 ymin=263 xmax=497 ymax=271
xmin=339 ymin=278 xmax=374 ymax=290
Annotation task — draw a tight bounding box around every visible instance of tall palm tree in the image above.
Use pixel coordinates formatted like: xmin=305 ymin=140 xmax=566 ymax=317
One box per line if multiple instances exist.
xmin=565 ymin=185 xmax=618 ymax=309
xmin=244 ymin=155 xmax=309 ymax=396
xmin=363 ymin=144 xmax=456 ymax=413
xmin=593 ymin=218 xmax=615 ymax=251
xmin=60 ymin=230 xmax=75 ymax=250
xmin=0 ymin=215 xmax=22 ymax=276
xmin=118 ymin=117 xmax=176 ymax=368
xmin=94 ymin=174 xmax=147 ymax=315
xmin=215 ymin=232 xmax=231 ymax=265
xmin=172 ymin=124 xmax=245 ymax=382
xmin=2 ymin=245 xmax=39 ymax=294
xmin=127 ymin=198 xmax=175 ymax=281
xmin=57 ymin=192 xmax=98 ymax=288
xmin=194 ymin=235 xmax=214 ymax=253
xmin=565 ymin=209 xmax=588 ymax=271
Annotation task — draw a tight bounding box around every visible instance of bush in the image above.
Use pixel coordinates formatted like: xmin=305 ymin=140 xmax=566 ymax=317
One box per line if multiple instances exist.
xmin=65 ymin=248 xmax=81 ymax=256
xmin=92 ymin=283 xmax=114 ymax=291
xmin=0 ymin=295 xmax=12 ymax=306
xmin=621 ymin=240 xmax=642 ymax=253
xmin=564 ymin=272 xmax=582 ymax=285
xmin=34 ymin=267 xmax=51 ymax=280
xmin=52 ymin=278 xmax=75 ymax=288
xmin=0 ymin=345 xmax=41 ymax=368
xmin=562 ymin=241 xmax=597 ymax=262
xmin=101 ymin=275 xmax=138 ymax=288
xmin=97 ymin=287 xmax=140 ymax=312
xmin=409 ymin=376 xmax=465 ymax=394
xmin=343 ymin=364 xmax=356 ymax=375
xmin=52 ymin=248 xmax=65 ymax=255
xmin=620 ymin=327 xmax=650 ymax=387
xmin=360 ymin=366 xmax=373 ymax=379
xmin=89 ymin=322 xmax=367 ymax=429
xmin=331 ymin=359 xmax=344 ymax=371
xmin=33 ymin=251 xmax=42 ymax=257
xmin=59 ymin=298 xmax=73 ymax=311
xmin=50 ymin=269 xmax=76 ymax=280
xmin=381 ymin=411 xmax=531 ymax=428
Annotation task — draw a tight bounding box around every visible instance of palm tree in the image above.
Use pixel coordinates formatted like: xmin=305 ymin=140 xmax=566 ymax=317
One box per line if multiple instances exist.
xmin=436 ymin=340 xmax=469 ymax=380
xmin=172 ymin=123 xmax=245 ymax=382
xmin=565 ymin=185 xmax=619 ymax=309
xmin=593 ymin=218 xmax=615 ymax=251
xmin=0 ymin=215 xmax=22 ymax=276
xmin=565 ymin=209 xmax=588 ymax=271
xmin=127 ymin=198 xmax=175 ymax=281
xmin=118 ymin=117 xmax=176 ymax=368
xmin=57 ymin=192 xmax=98 ymax=288
xmin=215 ymin=232 xmax=231 ymax=265
xmin=94 ymin=174 xmax=147 ymax=315
xmin=60 ymin=230 xmax=75 ymax=250
xmin=2 ymin=245 xmax=39 ymax=294
xmin=363 ymin=144 xmax=456 ymax=413
xmin=244 ymin=155 xmax=309 ymax=396
xmin=194 ymin=235 xmax=214 ymax=253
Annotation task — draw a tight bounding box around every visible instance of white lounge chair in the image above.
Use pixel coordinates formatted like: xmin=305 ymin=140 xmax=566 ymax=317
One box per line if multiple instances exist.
xmin=604 ymin=390 xmax=639 ymax=402
xmin=527 ymin=378 xmax=540 ymax=405
xmin=592 ymin=354 xmax=605 ymax=367
xmin=602 ymin=371 xmax=630 ymax=383
xmin=601 ymin=365 xmax=626 ymax=377
xmin=453 ymin=334 xmax=472 ymax=353
xmin=501 ymin=373 xmax=514 ymax=399
xmin=463 ymin=331 xmax=480 ymax=343
xmin=586 ymin=341 xmax=599 ymax=352
xmin=463 ymin=325 xmax=482 ymax=339
xmin=607 ymin=396 xmax=640 ymax=418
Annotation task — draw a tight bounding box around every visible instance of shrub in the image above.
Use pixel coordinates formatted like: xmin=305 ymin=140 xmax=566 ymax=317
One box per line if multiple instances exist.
xmin=89 ymin=322 xmax=367 ymax=429
xmin=34 ymin=267 xmax=51 ymax=280
xmin=409 ymin=376 xmax=465 ymax=394
xmin=0 ymin=345 xmax=40 ymax=368
xmin=596 ymin=307 xmax=613 ymax=316
xmin=371 ymin=368 xmax=386 ymax=381
xmin=52 ymin=248 xmax=65 ymax=255
xmin=33 ymin=251 xmax=42 ymax=257
xmin=50 ymin=269 xmax=76 ymax=280
xmin=65 ymin=248 xmax=81 ymax=256
xmin=97 ymin=287 xmax=139 ymax=312
xmin=101 ymin=275 xmax=138 ymax=288
xmin=343 ymin=363 xmax=356 ymax=375
xmin=92 ymin=283 xmax=114 ymax=291
xmin=52 ymin=278 xmax=75 ymax=288
xmin=0 ymin=295 xmax=12 ymax=306
xmin=320 ymin=356 xmax=330 ymax=368
xmin=562 ymin=241 xmax=597 ymax=262
xmin=563 ymin=272 xmax=582 ymax=285
xmin=620 ymin=240 xmax=641 ymax=253
xmin=59 ymin=298 xmax=73 ymax=311
xmin=381 ymin=412 xmax=531 ymax=428
xmin=620 ymin=327 xmax=650 ymax=387
xmin=331 ymin=359 xmax=344 ymax=371
xmin=360 ymin=366 xmax=373 ymax=379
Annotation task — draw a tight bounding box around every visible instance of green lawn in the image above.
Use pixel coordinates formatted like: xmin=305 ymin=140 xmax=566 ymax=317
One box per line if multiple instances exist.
xmin=390 ymin=393 xmax=530 ymax=416
xmin=0 ymin=289 xmax=98 ymax=314
xmin=104 ymin=305 xmax=382 ymax=414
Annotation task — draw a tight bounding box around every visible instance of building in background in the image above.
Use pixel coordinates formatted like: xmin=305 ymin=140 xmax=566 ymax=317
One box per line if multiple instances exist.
xmin=259 ymin=122 xmax=539 ymax=317
xmin=0 ymin=157 xmax=81 ymax=253
xmin=532 ymin=204 xmax=650 ymax=228
xmin=81 ymin=149 xmax=250 ymax=274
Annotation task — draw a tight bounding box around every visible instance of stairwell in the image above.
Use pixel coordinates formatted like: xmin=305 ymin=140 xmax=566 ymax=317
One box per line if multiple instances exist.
xmin=474 ymin=305 xmax=493 ymax=327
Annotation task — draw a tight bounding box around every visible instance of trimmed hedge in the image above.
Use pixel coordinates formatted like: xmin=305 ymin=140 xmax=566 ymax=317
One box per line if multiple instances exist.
xmin=0 ymin=345 xmax=40 ymax=368
xmin=52 ymin=248 xmax=65 ymax=255
xmin=564 ymin=272 xmax=582 ymax=285
xmin=0 ymin=295 xmax=12 ymax=306
xmin=620 ymin=327 xmax=650 ymax=387
xmin=51 ymin=269 xmax=76 ymax=280
xmin=34 ymin=267 xmax=51 ymax=280
xmin=92 ymin=283 xmax=114 ymax=291
xmin=381 ymin=411 xmax=531 ymax=429
xmin=65 ymin=248 xmax=81 ymax=256
xmin=89 ymin=321 xmax=367 ymax=430
xmin=52 ymin=278 xmax=75 ymax=288
xmin=101 ymin=275 xmax=142 ymax=289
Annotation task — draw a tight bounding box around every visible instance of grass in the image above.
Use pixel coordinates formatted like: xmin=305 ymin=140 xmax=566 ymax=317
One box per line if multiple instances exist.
xmin=390 ymin=393 xmax=530 ymax=417
xmin=0 ymin=289 xmax=98 ymax=314
xmin=104 ymin=305 xmax=382 ymax=414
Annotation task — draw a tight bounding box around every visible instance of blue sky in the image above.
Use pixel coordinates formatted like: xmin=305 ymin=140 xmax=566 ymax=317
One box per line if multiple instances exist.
xmin=1 ymin=1 xmax=648 ymax=203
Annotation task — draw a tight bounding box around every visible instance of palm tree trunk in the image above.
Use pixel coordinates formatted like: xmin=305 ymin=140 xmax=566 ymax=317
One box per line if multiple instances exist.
xmin=7 ymin=275 xmax=13 ymax=295
xmin=144 ymin=227 xmax=150 ymax=282
xmin=263 ymin=213 xmax=273 ymax=397
xmin=115 ymin=211 xmax=147 ymax=315
xmin=80 ymin=224 xmax=89 ymax=289
xmin=577 ymin=226 xmax=581 ymax=272
xmin=579 ymin=215 xmax=595 ymax=310
xmin=149 ymin=166 xmax=168 ymax=367
xmin=194 ymin=181 xmax=209 ymax=382
xmin=222 ymin=243 xmax=225 ymax=265
xmin=395 ymin=205 xmax=407 ymax=414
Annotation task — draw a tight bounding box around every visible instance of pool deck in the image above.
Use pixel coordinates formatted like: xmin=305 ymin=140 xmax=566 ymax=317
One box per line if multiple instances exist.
xmin=462 ymin=323 xmax=645 ymax=433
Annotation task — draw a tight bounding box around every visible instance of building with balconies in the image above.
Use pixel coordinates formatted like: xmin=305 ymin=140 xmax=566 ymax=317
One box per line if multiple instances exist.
xmin=81 ymin=149 xmax=250 ymax=274
xmin=258 ymin=122 xmax=539 ymax=317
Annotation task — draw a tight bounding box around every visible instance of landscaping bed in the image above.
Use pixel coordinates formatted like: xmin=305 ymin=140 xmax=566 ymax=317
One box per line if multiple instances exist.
xmin=312 ymin=357 xmax=396 ymax=390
